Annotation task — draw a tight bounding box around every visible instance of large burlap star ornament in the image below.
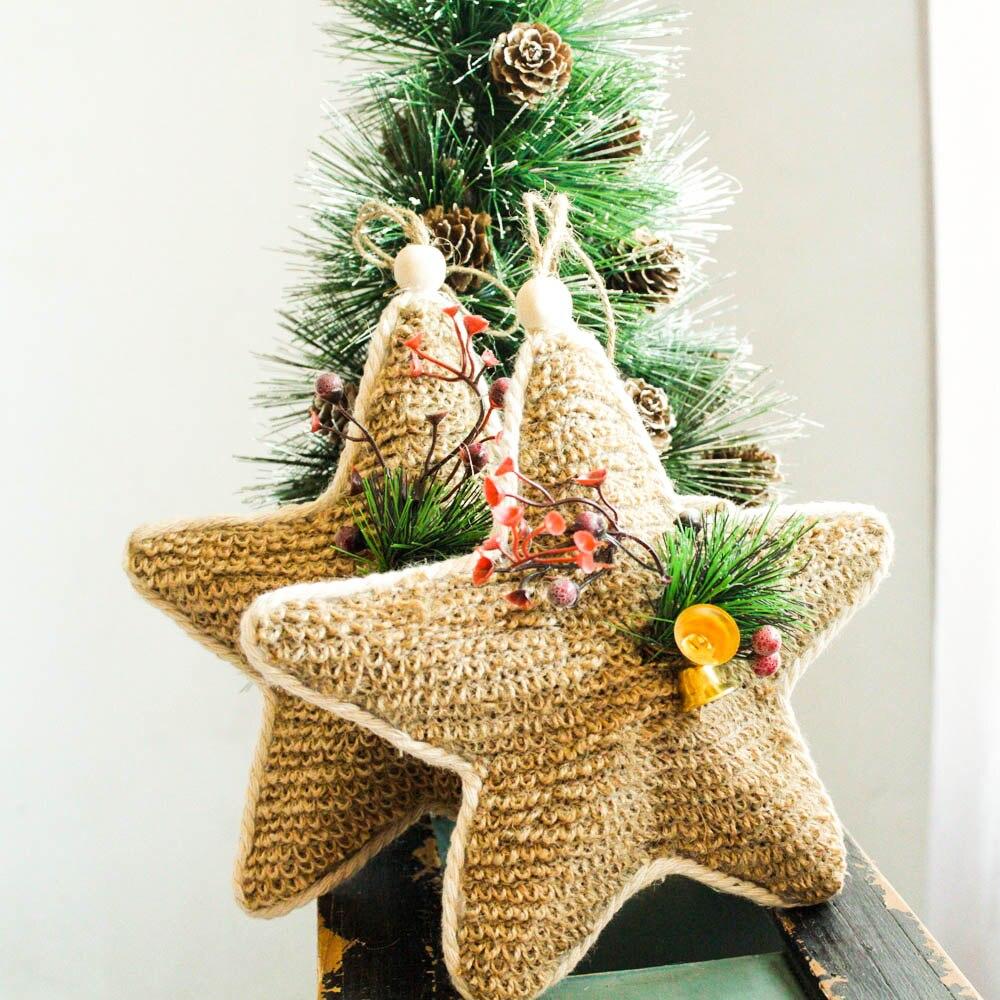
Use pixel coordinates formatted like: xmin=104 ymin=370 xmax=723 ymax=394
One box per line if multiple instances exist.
xmin=240 ymin=196 xmax=893 ymax=999
xmin=125 ymin=204 xmax=511 ymax=915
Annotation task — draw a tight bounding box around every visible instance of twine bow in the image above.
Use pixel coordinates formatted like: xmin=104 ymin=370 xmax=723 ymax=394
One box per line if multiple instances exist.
xmin=521 ymin=191 xmax=618 ymax=358
xmin=351 ymin=200 xmax=517 ymax=335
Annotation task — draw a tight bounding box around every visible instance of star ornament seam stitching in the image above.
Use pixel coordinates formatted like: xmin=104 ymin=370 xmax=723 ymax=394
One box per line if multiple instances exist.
xmin=239 ymin=316 xmax=894 ymax=999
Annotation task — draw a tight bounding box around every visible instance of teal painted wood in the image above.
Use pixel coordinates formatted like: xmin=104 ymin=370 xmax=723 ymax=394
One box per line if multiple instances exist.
xmin=543 ymin=953 xmax=805 ymax=999
xmin=431 ymin=817 xmax=785 ymax=974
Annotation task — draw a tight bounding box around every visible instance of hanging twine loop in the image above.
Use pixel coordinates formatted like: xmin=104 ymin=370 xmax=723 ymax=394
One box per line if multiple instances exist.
xmin=519 ymin=192 xmax=618 ymax=358
xmin=351 ymin=200 xmax=517 ymax=335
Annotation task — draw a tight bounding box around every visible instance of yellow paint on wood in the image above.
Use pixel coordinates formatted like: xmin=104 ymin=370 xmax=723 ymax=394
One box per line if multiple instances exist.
xmin=411 ymin=833 xmax=441 ymax=881
xmin=317 ymin=910 xmax=356 ymax=998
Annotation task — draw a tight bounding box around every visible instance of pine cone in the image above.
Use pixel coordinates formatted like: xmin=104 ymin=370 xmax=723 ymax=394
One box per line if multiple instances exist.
xmin=490 ymin=22 xmax=573 ymax=108
xmin=591 ymin=115 xmax=646 ymax=161
xmin=710 ymin=444 xmax=783 ymax=505
xmin=624 ymin=377 xmax=676 ymax=452
xmin=605 ymin=230 xmax=686 ymax=307
xmin=422 ymin=204 xmax=493 ymax=293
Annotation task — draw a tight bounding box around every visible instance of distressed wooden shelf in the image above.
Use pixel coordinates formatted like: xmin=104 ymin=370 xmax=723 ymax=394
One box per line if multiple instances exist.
xmin=317 ymin=820 xmax=981 ymax=1000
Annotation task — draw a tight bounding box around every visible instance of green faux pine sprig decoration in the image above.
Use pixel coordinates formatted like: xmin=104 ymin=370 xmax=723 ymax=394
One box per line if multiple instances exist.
xmin=345 ymin=471 xmax=492 ymax=574
xmin=637 ymin=507 xmax=816 ymax=660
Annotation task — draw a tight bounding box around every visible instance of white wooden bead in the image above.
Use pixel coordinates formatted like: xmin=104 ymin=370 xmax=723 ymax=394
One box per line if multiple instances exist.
xmin=393 ymin=243 xmax=447 ymax=293
xmin=515 ymin=276 xmax=573 ymax=332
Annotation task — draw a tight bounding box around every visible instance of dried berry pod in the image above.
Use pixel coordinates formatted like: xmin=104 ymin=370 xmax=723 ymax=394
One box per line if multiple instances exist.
xmin=676 ymin=507 xmax=704 ymax=534
xmin=314 ymin=372 xmax=345 ymax=403
xmin=489 ymin=22 xmax=573 ymax=108
xmin=333 ymin=523 xmax=366 ymax=554
xmin=547 ymin=576 xmax=580 ymax=608
xmin=422 ymin=204 xmax=493 ymax=293
xmin=570 ymin=511 xmax=606 ymax=537
xmin=624 ymin=377 xmax=676 ymax=452
xmin=605 ymin=230 xmax=686 ymax=308
xmin=311 ymin=381 xmax=358 ymax=438
xmin=489 ymin=377 xmax=511 ymax=408
xmin=461 ymin=441 xmax=489 ymax=472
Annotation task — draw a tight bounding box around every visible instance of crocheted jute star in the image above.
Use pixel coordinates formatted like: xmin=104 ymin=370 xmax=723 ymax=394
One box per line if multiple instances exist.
xmin=240 ymin=257 xmax=893 ymax=997
xmin=126 ymin=266 xmax=480 ymax=914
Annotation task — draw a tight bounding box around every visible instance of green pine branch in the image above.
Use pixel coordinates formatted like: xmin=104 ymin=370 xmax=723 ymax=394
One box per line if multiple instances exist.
xmin=341 ymin=470 xmax=493 ymax=574
xmin=636 ymin=507 xmax=815 ymax=659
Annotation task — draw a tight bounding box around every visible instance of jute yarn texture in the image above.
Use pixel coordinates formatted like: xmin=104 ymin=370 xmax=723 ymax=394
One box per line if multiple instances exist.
xmin=126 ymin=291 xmax=475 ymax=916
xmin=241 ymin=316 xmax=894 ymax=1000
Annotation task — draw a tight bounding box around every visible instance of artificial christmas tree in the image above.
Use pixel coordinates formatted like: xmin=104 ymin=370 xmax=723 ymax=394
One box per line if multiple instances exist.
xmin=251 ymin=0 xmax=805 ymax=508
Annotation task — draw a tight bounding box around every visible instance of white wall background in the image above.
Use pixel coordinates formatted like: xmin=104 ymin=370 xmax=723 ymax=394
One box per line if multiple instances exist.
xmin=0 ymin=2 xmax=935 ymax=998
xmin=926 ymin=2 xmax=1000 ymax=995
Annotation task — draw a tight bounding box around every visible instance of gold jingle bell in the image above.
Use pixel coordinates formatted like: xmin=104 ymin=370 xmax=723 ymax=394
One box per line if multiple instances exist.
xmin=674 ymin=604 xmax=741 ymax=712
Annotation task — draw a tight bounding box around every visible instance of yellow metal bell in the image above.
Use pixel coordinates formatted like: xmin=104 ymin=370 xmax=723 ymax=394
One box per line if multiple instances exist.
xmin=677 ymin=662 xmax=739 ymax=711
xmin=674 ymin=604 xmax=741 ymax=712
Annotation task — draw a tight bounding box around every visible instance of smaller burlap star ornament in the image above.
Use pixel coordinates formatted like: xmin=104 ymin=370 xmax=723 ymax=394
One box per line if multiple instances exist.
xmin=126 ymin=202 xmax=514 ymax=917
xmin=242 ymin=195 xmax=892 ymax=1000
xmin=489 ymin=22 xmax=573 ymax=108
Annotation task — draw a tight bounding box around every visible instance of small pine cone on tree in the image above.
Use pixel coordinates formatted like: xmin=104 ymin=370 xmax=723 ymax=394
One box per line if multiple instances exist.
xmin=591 ymin=114 xmax=646 ymax=161
xmin=605 ymin=230 xmax=686 ymax=308
xmin=624 ymin=377 xmax=677 ymax=452
xmin=422 ymin=204 xmax=493 ymax=293
xmin=711 ymin=443 xmax=784 ymax=505
xmin=489 ymin=22 xmax=573 ymax=109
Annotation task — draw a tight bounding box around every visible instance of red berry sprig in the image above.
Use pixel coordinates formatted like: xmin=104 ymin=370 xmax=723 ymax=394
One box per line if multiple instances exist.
xmin=472 ymin=457 xmax=668 ymax=610
xmin=751 ymin=625 xmax=782 ymax=677
xmin=311 ymin=304 xmax=502 ymax=487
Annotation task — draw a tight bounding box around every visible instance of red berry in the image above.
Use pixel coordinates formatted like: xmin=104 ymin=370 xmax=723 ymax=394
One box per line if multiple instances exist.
xmin=461 ymin=441 xmax=489 ymax=472
xmin=315 ymin=372 xmax=345 ymax=402
xmin=751 ymin=625 xmax=782 ymax=656
xmin=489 ymin=377 xmax=511 ymax=408
xmin=333 ymin=524 xmax=366 ymax=554
xmin=547 ymin=576 xmax=580 ymax=608
xmin=754 ymin=652 xmax=781 ymax=678
xmin=570 ymin=511 xmax=606 ymax=537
